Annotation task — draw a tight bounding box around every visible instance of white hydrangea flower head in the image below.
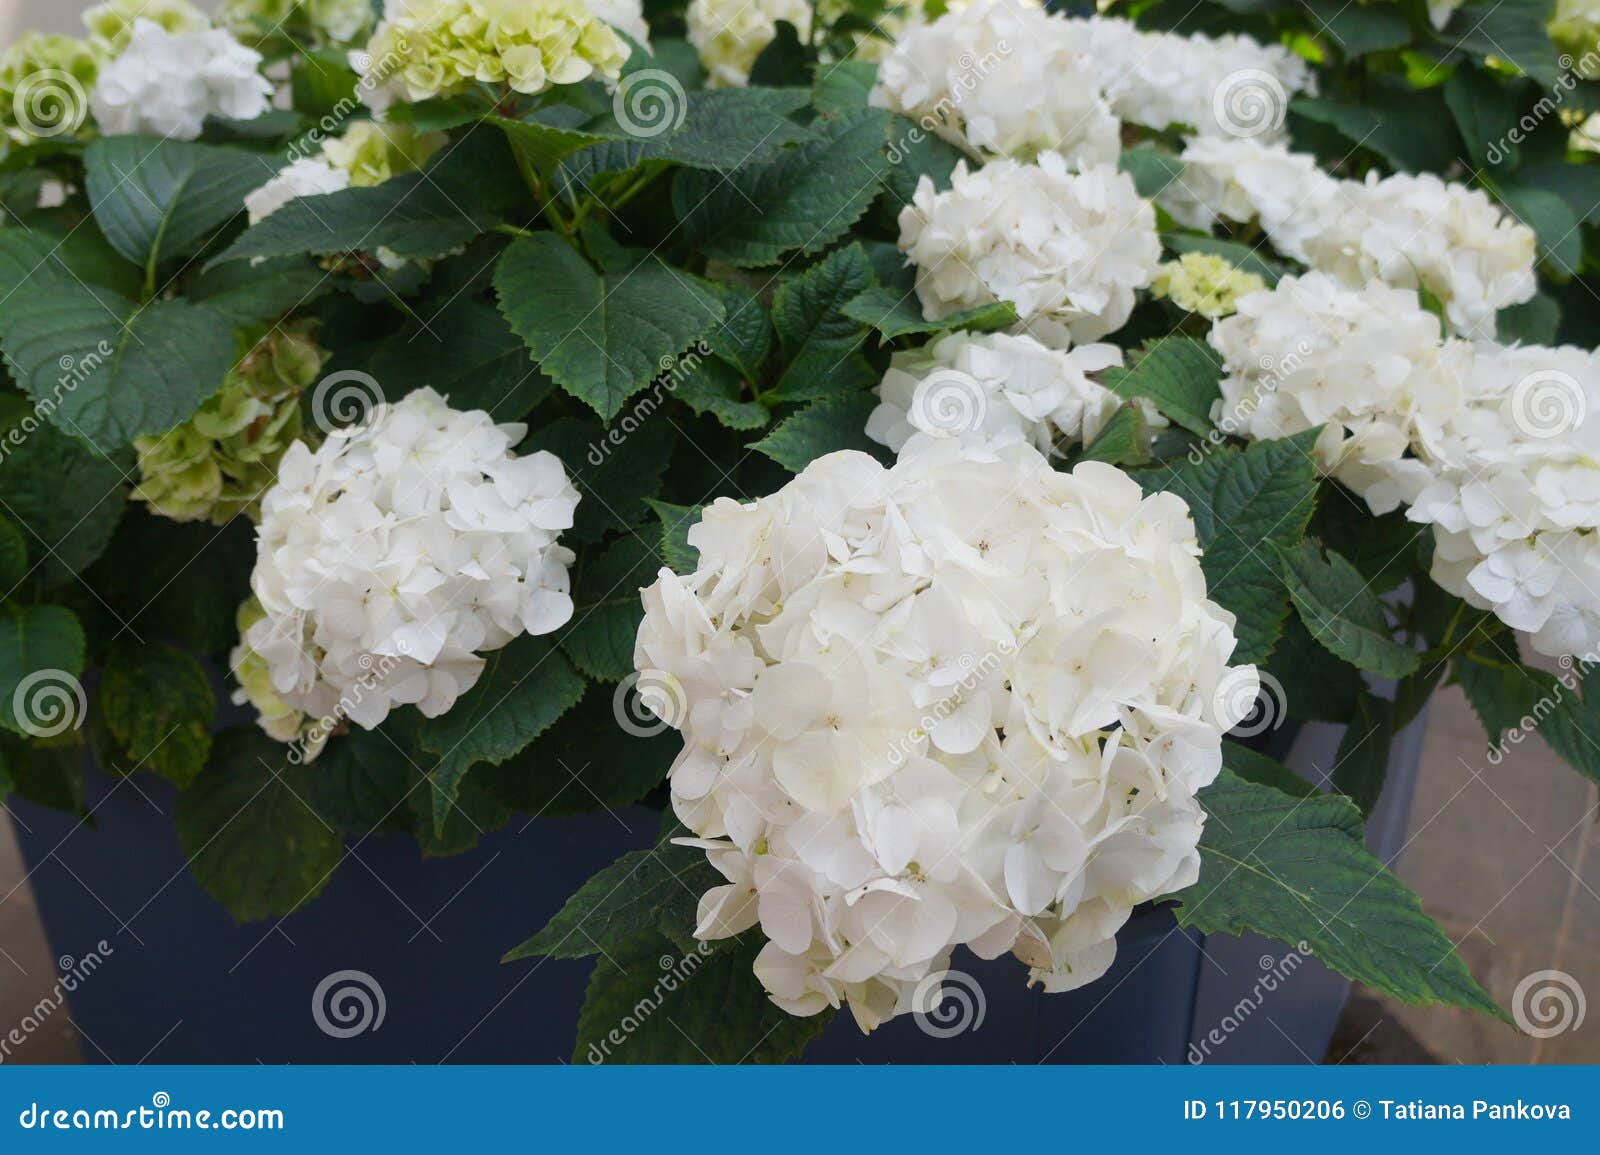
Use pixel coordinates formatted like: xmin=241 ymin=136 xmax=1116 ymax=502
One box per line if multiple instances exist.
xmin=687 ymin=0 xmax=813 ymax=86
xmin=1158 ymin=136 xmax=1337 ymax=246
xmin=1069 ymin=15 xmax=1314 ymax=141
xmin=635 ymin=438 xmax=1257 ymax=1029
xmin=586 ymin=0 xmax=651 ymax=47
xmin=869 ymin=0 xmax=1119 ymax=167
xmin=1208 ymin=271 xmax=1458 ymax=513
xmin=245 ymin=387 xmax=581 ymax=732
xmin=898 ymin=154 xmax=1162 ymax=346
xmin=865 ymin=329 xmax=1125 ymax=458
xmin=1408 ymin=343 xmax=1600 ymax=660
xmin=245 ymin=156 xmax=351 ymax=224
xmin=90 ymin=18 xmax=272 ymax=140
xmin=1296 ymin=170 xmax=1538 ymax=339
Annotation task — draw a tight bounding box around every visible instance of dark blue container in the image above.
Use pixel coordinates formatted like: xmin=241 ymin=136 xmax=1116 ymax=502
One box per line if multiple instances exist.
xmin=6 ymin=712 xmax=1422 ymax=1064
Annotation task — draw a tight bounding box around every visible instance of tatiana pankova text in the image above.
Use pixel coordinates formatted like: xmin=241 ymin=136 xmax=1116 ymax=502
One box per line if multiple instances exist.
xmin=1378 ymin=1100 xmax=1573 ymax=1121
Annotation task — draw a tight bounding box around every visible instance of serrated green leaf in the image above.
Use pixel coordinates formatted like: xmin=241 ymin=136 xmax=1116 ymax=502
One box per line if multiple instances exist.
xmin=84 ymin=136 xmax=278 ymax=271
xmin=0 ymin=605 xmax=85 ymax=736
xmin=1263 ymin=614 xmax=1361 ymax=725
xmin=674 ymin=109 xmax=889 ymax=267
xmin=176 ymin=728 xmax=343 ymax=923
xmin=366 ymin=296 xmax=553 ymax=420
xmin=99 ymin=640 xmax=215 ymax=787
xmin=1333 ymin=690 xmax=1395 ymax=815
xmin=495 ymin=233 xmax=724 ymax=420
xmin=703 ymin=282 xmax=773 ymax=382
xmin=573 ymin=930 xmax=830 ymax=1063
xmin=768 ymin=350 xmax=876 ymax=405
xmin=751 ymin=390 xmax=885 ymax=472
xmin=645 ymin=498 xmax=700 ymax=573
xmin=1311 ymin=492 xmax=1424 ymax=595
xmin=1138 ymin=430 xmax=1321 ymax=665
xmin=1222 ymin=739 xmax=1317 ymax=798
xmin=1100 ymin=336 xmax=1223 ymax=436
xmin=1277 ymin=540 xmax=1420 ymax=678
xmin=562 ymin=535 xmax=660 ymax=681
xmin=304 ymin=719 xmax=414 ymax=839
xmin=842 ymin=285 xmax=1017 ymax=339
xmin=813 ymin=61 xmax=878 ymax=113
xmin=185 ymin=256 xmax=328 ymax=327
xmin=1076 ymin=402 xmax=1150 ymax=466
xmin=417 ymin=635 xmax=586 ymax=834
xmin=1175 ymin=770 xmax=1503 ymax=1017
xmin=505 ymin=834 xmax=719 ymax=961
xmin=673 ymin=356 xmax=770 ymax=429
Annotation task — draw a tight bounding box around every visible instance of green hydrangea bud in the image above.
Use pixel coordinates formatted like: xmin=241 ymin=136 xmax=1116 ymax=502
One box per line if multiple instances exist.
xmin=322 ymin=120 xmax=447 ymax=188
xmin=0 ymin=33 xmax=104 ymax=146
xmin=133 ymin=324 xmax=327 ymax=525
xmin=84 ymin=0 xmax=208 ymax=54
xmin=1150 ymin=252 xmax=1268 ymax=320
xmin=230 ymin=597 xmax=321 ymax=751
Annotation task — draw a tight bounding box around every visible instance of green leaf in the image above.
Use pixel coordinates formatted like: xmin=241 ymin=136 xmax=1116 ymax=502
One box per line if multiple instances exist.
xmin=1161 ymin=233 xmax=1286 ymax=285
xmin=365 ymin=297 xmax=553 ymax=421
xmin=1120 ymin=143 xmax=1182 ymax=198
xmin=215 ymin=132 xmax=521 ymax=264
xmin=505 ymin=835 xmax=719 ymax=961
xmin=645 ymin=498 xmax=700 ymax=573
xmin=1277 ymin=541 xmax=1420 ymax=679
xmin=1497 ymin=291 xmax=1561 ymax=345
xmin=1262 ymin=614 xmax=1361 ymax=725
xmin=1175 ymin=770 xmax=1503 ymax=1017
xmin=0 ymin=605 xmax=85 ymax=737
xmin=1497 ymin=184 xmax=1582 ymax=277
xmin=1444 ymin=64 xmax=1522 ymax=169
xmin=495 ymin=233 xmax=724 ymax=420
xmin=703 ymin=282 xmax=772 ymax=382
xmin=1221 ymin=740 xmax=1317 ymax=799
xmin=813 ymin=61 xmax=877 ymax=114
xmin=674 ymin=109 xmax=889 ymax=267
xmin=573 ymin=930 xmax=830 ymax=1063
xmin=842 ymin=286 xmax=1017 ymax=339
xmin=1291 ymin=91 xmax=1457 ymax=173
xmin=748 ymin=19 xmax=811 ymax=88
xmin=1302 ymin=0 xmax=1413 ymax=57
xmin=98 ymin=640 xmax=214 ymax=787
xmin=84 ymin=136 xmax=278 ymax=271
xmin=1311 ymin=493 xmax=1424 ymax=595
xmin=1138 ymin=430 xmax=1321 ymax=665
xmin=417 ymin=635 xmax=587 ymax=835
xmin=185 ymin=257 xmax=328 ymax=327
xmin=1512 ymin=163 xmax=1600 ymax=224
xmin=673 ymin=357 xmax=770 ymax=429
xmin=1333 ymin=690 xmax=1395 ymax=815
xmin=1435 ymin=0 xmax=1560 ymax=87
xmin=880 ymin=116 xmax=964 ymax=209
xmin=562 ymin=535 xmax=660 ymax=682
xmin=0 ymin=399 xmax=126 ymax=587
xmin=767 ymin=350 xmax=876 ymax=405
xmin=0 ymin=288 xmax=237 ymax=446
xmin=304 ymin=719 xmax=413 ymax=839
xmin=1100 ymin=336 xmax=1223 ymax=437
xmin=1456 ymin=646 xmax=1600 ymax=787
xmin=770 ymin=244 xmax=872 ymax=394
xmin=1076 ymin=402 xmax=1151 ymax=466
xmin=0 ymin=513 xmax=28 ymax=592
xmin=751 ymin=390 xmax=885 ymax=472
xmin=176 ymin=728 xmax=343 ymax=923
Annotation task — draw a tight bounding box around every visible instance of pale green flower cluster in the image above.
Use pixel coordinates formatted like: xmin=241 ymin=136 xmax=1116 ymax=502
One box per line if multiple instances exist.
xmin=133 ymin=324 xmax=326 ymax=525
xmin=364 ymin=0 xmax=629 ymax=104
xmin=83 ymin=0 xmax=210 ymax=54
xmin=1150 ymin=252 xmax=1266 ymax=320
xmin=218 ymin=0 xmax=374 ymax=50
xmin=324 ymin=120 xmax=447 ymax=187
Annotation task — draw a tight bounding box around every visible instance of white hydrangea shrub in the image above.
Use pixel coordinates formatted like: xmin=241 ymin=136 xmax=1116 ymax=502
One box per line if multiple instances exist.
xmin=634 ymin=439 xmax=1258 ymax=1030
xmin=90 ymin=18 xmax=271 ymax=140
xmin=244 ymin=387 xmax=581 ymax=732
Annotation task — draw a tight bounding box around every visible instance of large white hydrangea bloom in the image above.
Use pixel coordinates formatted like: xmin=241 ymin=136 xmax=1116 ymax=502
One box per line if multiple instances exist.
xmin=864 ymin=329 xmax=1124 ymax=458
xmin=686 ymin=0 xmax=813 ymax=86
xmin=1210 ymin=272 xmax=1600 ymax=662
xmin=898 ymin=154 xmax=1161 ymax=346
xmin=245 ymin=387 xmax=581 ymax=730
xmin=1170 ymin=138 xmax=1537 ymax=338
xmin=869 ymin=0 xmax=1119 ymax=167
xmin=635 ymin=439 xmax=1257 ymax=1030
xmin=1069 ymin=15 xmax=1315 ymax=141
xmin=90 ymin=18 xmax=271 ymax=140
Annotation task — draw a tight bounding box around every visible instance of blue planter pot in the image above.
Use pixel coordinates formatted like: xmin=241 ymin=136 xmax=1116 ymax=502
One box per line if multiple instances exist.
xmin=6 ymin=710 xmax=1424 ymax=1064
